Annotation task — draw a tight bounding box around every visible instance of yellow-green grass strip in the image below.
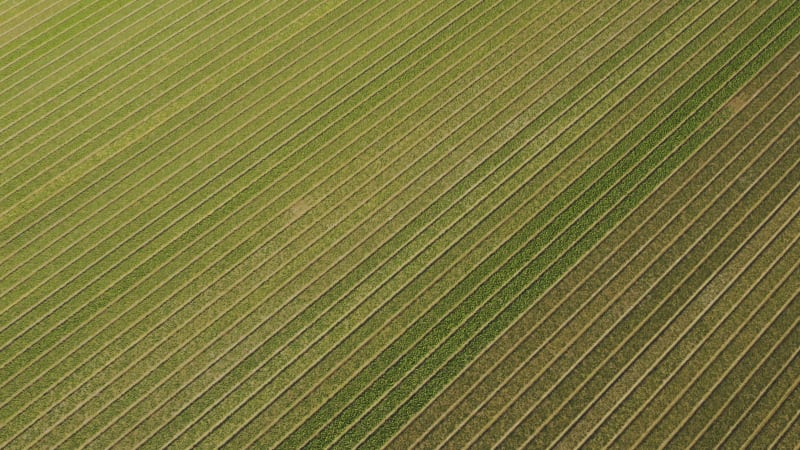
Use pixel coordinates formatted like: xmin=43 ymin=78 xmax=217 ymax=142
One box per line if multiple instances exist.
xmin=0 ymin=0 xmax=400 ymax=432
xmin=0 ymin=0 xmax=53 ymax=33
xmin=0 ymin=0 xmax=215 ymax=127
xmin=0 ymin=1 xmax=303 ymax=175
xmin=0 ymin=0 xmax=267 ymax=287
xmin=0 ymin=0 xmax=434 ymax=360
xmin=0 ymin=0 xmax=332 ymax=215
xmin=0 ymin=0 xmax=249 ymax=177
xmin=0 ymin=0 xmax=179 ymax=155
xmin=0 ymin=0 xmax=180 ymax=131
xmin=0 ymin=1 xmax=244 ymax=133
xmin=0 ymin=0 xmax=300 ymax=250
xmin=0 ymin=0 xmax=350 ymax=246
xmin=0 ymin=0 xmax=488 ymax=310
xmin=0 ymin=0 xmax=406 ymax=370
xmin=0 ymin=0 xmax=349 ymax=244
xmin=0 ymin=0 xmax=125 ymax=94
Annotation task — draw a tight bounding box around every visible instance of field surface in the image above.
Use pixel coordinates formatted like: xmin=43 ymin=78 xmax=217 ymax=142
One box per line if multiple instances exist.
xmin=1 ymin=0 xmax=799 ymax=448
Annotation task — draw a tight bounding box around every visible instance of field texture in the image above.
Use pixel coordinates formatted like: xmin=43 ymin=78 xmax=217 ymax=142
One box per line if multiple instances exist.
xmin=1 ymin=0 xmax=799 ymax=448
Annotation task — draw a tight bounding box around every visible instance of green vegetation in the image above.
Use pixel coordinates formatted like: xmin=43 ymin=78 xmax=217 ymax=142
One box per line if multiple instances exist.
xmin=1 ymin=0 xmax=798 ymax=448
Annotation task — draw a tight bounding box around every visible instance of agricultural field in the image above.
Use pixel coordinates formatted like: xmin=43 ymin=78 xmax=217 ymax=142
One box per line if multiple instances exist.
xmin=0 ymin=0 xmax=799 ymax=448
